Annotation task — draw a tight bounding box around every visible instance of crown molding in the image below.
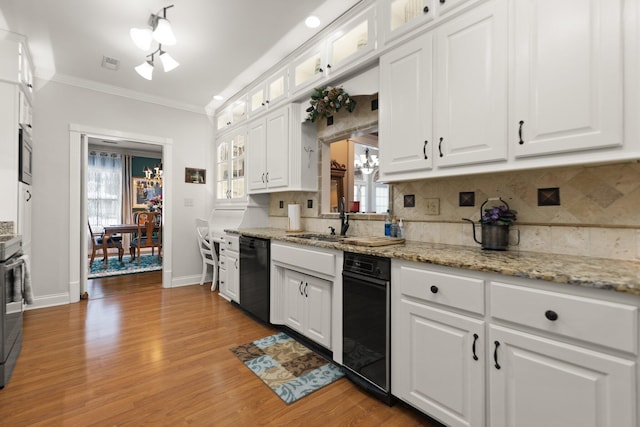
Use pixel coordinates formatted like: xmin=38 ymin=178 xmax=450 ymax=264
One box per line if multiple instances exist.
xmin=41 ymin=72 xmax=207 ymax=115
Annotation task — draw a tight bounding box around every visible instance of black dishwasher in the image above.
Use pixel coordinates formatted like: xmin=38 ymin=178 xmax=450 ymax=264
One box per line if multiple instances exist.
xmin=239 ymin=236 xmax=270 ymax=324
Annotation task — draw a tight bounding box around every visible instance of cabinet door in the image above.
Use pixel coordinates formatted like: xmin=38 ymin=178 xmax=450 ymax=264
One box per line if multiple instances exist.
xmin=264 ymin=107 xmax=289 ymax=190
xmin=215 ymin=135 xmax=231 ymax=201
xmin=230 ymin=132 xmax=246 ymax=200
xmin=247 ymin=119 xmax=267 ymax=192
xmin=283 ymin=270 xmax=305 ymax=334
xmin=226 ymin=251 xmax=239 ymax=303
xmin=218 ymin=263 xmax=229 ymax=300
xmin=434 ymin=0 xmax=508 ymax=167
xmin=266 ymin=67 xmax=288 ymax=107
xmin=489 ymin=325 xmax=636 ymax=427
xmin=382 ymin=0 xmax=435 ymax=45
xmin=379 ymin=32 xmax=433 ymax=176
xmin=326 ymin=6 xmax=377 ymax=74
xmin=393 ymin=297 xmax=485 ymax=427
xmin=17 ymin=182 xmax=32 ymax=254
xmin=290 ymin=42 xmax=327 ymax=95
xmin=512 ymin=0 xmax=622 ymax=158
xmin=303 ymin=275 xmax=332 ymax=349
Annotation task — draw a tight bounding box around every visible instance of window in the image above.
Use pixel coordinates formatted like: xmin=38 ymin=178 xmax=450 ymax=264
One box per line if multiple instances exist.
xmin=87 ymin=151 xmax=122 ymax=228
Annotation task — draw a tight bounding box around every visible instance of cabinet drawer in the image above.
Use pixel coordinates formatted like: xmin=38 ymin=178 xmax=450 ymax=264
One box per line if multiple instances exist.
xmin=398 ymin=264 xmax=484 ymax=315
xmin=490 ymin=282 xmax=638 ymax=354
xmin=222 ymin=235 xmax=239 ymax=252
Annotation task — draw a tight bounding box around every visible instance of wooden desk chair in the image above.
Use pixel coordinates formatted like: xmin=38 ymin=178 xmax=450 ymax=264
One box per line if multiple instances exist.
xmin=88 ymin=221 xmax=124 ymax=267
xmin=130 ymin=212 xmax=162 ymax=265
xmin=196 ymin=218 xmax=218 ymax=290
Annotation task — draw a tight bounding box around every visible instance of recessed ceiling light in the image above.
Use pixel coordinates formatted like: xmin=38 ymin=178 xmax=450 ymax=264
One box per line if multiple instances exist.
xmin=213 ymin=95 xmax=224 ymax=101
xmin=305 ymin=15 xmax=320 ymax=28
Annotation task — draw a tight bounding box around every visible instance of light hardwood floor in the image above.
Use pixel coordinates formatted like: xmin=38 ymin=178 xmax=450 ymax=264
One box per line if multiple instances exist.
xmin=0 ymin=272 xmax=440 ymax=426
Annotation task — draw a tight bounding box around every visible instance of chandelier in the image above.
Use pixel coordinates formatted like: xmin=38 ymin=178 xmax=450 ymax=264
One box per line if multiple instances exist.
xmin=144 ymin=164 xmax=163 ymax=187
xmin=131 ymin=5 xmax=179 ymax=80
xmin=356 ymin=148 xmax=379 ymax=175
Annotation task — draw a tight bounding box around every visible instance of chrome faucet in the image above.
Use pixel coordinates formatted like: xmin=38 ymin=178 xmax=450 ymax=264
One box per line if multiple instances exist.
xmin=339 ymin=197 xmax=349 ymax=236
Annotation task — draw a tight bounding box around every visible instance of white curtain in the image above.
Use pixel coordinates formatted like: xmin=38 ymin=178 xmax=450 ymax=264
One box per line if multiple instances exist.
xmin=87 ymin=151 xmax=123 ymax=229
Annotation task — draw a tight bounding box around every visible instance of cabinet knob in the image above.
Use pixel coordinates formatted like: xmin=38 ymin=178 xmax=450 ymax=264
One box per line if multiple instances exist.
xmin=545 ymin=310 xmax=559 ymax=321
xmin=423 ymin=6 xmax=429 ymax=13
xmin=265 ymin=100 xmax=270 ymax=104
xmin=318 ymin=67 xmax=324 ymax=73
xmin=261 ymin=102 xmax=265 ymax=106
xmin=440 ymin=0 xmax=446 ymax=4
xmin=430 ymin=285 xmax=438 ymax=294
xmin=327 ymin=64 xmax=332 ymax=69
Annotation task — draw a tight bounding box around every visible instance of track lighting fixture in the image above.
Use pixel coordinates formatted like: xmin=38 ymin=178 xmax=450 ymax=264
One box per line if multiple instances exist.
xmin=132 ymin=5 xmax=179 ymax=80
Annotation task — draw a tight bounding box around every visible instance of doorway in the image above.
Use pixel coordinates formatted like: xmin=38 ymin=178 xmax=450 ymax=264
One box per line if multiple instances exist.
xmin=68 ymin=124 xmax=173 ymax=303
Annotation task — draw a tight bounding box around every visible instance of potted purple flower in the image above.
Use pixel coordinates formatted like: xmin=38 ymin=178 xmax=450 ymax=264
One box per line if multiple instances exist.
xmin=463 ymin=199 xmax=517 ymax=250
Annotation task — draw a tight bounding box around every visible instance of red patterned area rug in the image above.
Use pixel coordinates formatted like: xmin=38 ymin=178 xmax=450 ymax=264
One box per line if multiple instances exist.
xmin=230 ymin=332 xmax=345 ymax=404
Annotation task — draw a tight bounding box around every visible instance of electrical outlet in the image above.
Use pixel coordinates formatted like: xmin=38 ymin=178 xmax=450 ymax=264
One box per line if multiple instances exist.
xmin=279 ymin=200 xmax=284 ymax=209
xmin=425 ymin=198 xmax=440 ymax=215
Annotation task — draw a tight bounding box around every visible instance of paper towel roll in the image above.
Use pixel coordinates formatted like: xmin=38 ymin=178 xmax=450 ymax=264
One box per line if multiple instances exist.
xmin=288 ymin=204 xmax=301 ymax=231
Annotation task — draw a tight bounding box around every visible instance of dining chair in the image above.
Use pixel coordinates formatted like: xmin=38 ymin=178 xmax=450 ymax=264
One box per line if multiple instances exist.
xmin=88 ymin=221 xmax=124 ymax=267
xmin=130 ymin=212 xmax=162 ymax=265
xmin=195 ymin=218 xmax=218 ymax=290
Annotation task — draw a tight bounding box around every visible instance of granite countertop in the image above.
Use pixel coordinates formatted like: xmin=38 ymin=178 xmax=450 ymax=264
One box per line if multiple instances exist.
xmin=233 ymin=228 xmax=640 ymax=296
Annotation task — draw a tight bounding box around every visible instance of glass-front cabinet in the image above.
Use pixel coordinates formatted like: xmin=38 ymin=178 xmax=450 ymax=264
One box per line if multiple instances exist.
xmin=216 ymin=97 xmax=247 ymax=131
xmin=326 ymin=5 xmax=377 ymax=71
xmin=382 ymin=0 xmax=435 ymax=45
xmin=290 ymin=5 xmax=377 ymax=96
xmin=248 ymin=67 xmax=288 ymax=116
xmin=215 ymin=127 xmax=246 ymax=204
xmin=289 ymin=42 xmax=327 ymax=96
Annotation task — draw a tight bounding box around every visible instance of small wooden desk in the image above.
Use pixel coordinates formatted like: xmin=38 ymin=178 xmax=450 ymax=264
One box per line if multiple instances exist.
xmin=102 ymin=224 xmax=159 ymax=269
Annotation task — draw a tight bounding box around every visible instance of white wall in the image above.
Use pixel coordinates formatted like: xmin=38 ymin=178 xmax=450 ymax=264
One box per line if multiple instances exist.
xmin=31 ymin=79 xmax=215 ymax=306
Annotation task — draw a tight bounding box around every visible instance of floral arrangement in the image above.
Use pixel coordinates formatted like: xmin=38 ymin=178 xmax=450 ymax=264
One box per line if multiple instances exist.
xmin=481 ymin=204 xmax=517 ymax=226
xmin=147 ymin=194 xmax=163 ymax=211
xmin=306 ymin=86 xmax=356 ymax=122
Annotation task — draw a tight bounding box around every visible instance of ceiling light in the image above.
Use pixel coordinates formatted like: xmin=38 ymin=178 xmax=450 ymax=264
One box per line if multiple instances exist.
xmin=135 ymin=60 xmax=154 ymax=80
xmin=152 ymin=16 xmax=176 ymax=46
xmin=130 ymin=28 xmax=153 ymax=51
xmin=213 ymin=95 xmax=224 ymax=101
xmin=132 ymin=5 xmax=179 ymax=80
xmin=305 ymin=16 xmax=321 ymax=28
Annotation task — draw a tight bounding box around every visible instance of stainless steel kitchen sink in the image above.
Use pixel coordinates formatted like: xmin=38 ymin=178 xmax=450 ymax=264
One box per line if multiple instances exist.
xmin=289 ymin=233 xmax=342 ymax=242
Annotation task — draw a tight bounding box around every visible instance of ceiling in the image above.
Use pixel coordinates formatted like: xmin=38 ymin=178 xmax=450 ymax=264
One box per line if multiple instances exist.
xmin=0 ymin=0 xmax=360 ymax=114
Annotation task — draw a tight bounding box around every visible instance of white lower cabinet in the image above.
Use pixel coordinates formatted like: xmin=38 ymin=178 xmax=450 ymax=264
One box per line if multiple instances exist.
xmin=392 ymin=260 xmax=639 ymax=427
xmin=392 ymin=261 xmax=485 ymax=427
xmin=393 ymin=297 xmax=485 ymax=427
xmin=218 ymin=235 xmax=239 ymax=303
xmin=489 ymin=325 xmax=636 ymax=427
xmin=283 ymin=269 xmax=332 ymax=349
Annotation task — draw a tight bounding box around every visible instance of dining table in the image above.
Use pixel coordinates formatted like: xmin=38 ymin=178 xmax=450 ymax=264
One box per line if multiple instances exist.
xmin=101 ymin=223 xmax=159 ymax=269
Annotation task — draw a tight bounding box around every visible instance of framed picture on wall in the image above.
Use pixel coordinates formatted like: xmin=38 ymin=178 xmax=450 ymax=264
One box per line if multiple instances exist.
xmin=185 ymin=167 xmax=206 ymax=184
xmin=132 ymin=177 xmax=149 ymax=208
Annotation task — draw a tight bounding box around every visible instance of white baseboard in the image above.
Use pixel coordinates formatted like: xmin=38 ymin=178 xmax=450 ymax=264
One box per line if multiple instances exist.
xmin=24 ymin=293 xmax=72 ymax=310
xmin=171 ymin=273 xmax=211 ymax=288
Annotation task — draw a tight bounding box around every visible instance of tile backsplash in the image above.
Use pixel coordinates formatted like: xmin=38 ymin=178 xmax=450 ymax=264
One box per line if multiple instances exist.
xmin=0 ymin=221 xmax=15 ymax=235
xmin=269 ymin=162 xmax=640 ymax=261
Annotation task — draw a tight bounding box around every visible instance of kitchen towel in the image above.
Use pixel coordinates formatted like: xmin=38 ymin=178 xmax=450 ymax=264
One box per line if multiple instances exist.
xmin=288 ymin=204 xmax=301 ymax=231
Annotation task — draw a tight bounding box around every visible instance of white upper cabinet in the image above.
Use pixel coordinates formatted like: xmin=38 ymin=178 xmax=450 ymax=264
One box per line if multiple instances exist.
xmin=380 ymin=0 xmax=508 ymax=180
xmin=381 ymin=0 xmax=435 ymax=45
xmin=216 ymin=97 xmax=247 ymax=131
xmin=511 ymin=0 xmax=623 ymax=158
xmin=247 ymin=103 xmax=318 ymax=194
xmin=434 ymin=0 xmax=508 ymax=167
xmin=290 ymin=5 xmax=378 ymax=96
xmin=248 ymin=67 xmax=288 ymax=116
xmin=379 ymin=31 xmax=433 ymax=174
xmin=290 ymin=42 xmax=328 ymax=96
xmin=215 ymin=127 xmax=247 ymax=204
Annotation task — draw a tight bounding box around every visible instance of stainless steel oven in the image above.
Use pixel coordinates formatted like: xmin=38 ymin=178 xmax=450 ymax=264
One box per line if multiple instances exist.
xmin=19 ymin=125 xmax=33 ymax=185
xmin=1 ymin=236 xmax=24 ymax=389
xmin=342 ymin=251 xmax=392 ymax=405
